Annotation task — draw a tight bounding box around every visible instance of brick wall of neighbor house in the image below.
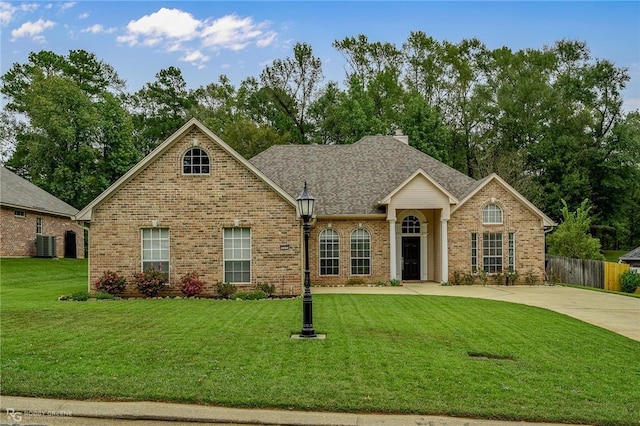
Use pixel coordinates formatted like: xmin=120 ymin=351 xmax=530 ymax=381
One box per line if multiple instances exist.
xmin=88 ymin=128 xmax=301 ymax=297
xmin=448 ymin=180 xmax=546 ymax=282
xmin=309 ymin=218 xmax=390 ymax=286
xmin=0 ymin=206 xmax=85 ymax=258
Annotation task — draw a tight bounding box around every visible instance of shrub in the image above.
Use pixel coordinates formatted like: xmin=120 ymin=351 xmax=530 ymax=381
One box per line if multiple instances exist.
xmin=179 ymin=272 xmax=205 ymax=297
xmin=373 ymin=280 xmax=387 ymax=287
xmin=70 ymin=290 xmax=90 ymax=301
xmin=216 ymin=282 xmax=237 ymax=299
xmin=235 ymin=291 xmax=267 ymax=300
xmin=620 ymin=270 xmax=640 ymax=294
xmin=389 ymin=279 xmax=401 ymax=287
xmin=95 ymin=290 xmax=115 ymax=300
xmin=492 ymin=272 xmax=505 ymax=285
xmin=94 ymin=270 xmax=127 ymax=295
xmin=462 ymin=272 xmax=476 ymax=286
xmin=347 ymin=277 xmax=367 ymax=286
xmin=505 ymin=271 xmax=519 ymax=286
xmin=524 ymin=270 xmax=540 ymax=286
xmin=133 ymin=267 xmax=168 ymax=297
xmin=476 ymin=269 xmax=488 ymax=286
xmin=451 ymin=270 xmax=463 ymax=286
xmin=256 ymin=283 xmax=276 ymax=296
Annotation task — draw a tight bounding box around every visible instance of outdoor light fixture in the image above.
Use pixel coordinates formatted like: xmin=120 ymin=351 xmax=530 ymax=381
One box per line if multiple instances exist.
xmin=296 ymin=182 xmax=316 ymax=337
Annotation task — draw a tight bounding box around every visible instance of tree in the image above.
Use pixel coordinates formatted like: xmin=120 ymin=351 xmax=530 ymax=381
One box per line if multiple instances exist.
xmin=546 ymin=199 xmax=604 ymax=260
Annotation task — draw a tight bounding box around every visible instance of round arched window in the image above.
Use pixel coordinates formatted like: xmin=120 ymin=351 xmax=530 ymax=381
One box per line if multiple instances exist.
xmin=183 ymin=148 xmax=210 ymax=175
xmin=402 ymin=215 xmax=420 ymax=234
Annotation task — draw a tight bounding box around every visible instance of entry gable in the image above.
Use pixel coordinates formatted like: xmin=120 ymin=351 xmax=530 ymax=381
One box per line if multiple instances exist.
xmin=76 ymin=118 xmax=296 ymax=221
xmin=378 ymin=169 xmax=458 ymax=220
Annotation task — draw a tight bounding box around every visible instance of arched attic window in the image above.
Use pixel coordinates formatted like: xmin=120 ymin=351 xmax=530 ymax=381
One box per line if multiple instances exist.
xmin=183 ymin=148 xmax=210 ymax=175
xmin=482 ymin=204 xmax=503 ymax=224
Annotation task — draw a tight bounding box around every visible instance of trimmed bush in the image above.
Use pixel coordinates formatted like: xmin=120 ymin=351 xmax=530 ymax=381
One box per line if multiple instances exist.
xmin=620 ymin=270 xmax=640 ymax=294
xmin=133 ymin=267 xmax=168 ymax=298
xmin=94 ymin=270 xmax=127 ymax=295
xmin=179 ymin=272 xmax=205 ymax=297
xmin=256 ymin=283 xmax=276 ymax=296
xmin=215 ymin=282 xmax=237 ymax=299
xmin=70 ymin=290 xmax=90 ymax=301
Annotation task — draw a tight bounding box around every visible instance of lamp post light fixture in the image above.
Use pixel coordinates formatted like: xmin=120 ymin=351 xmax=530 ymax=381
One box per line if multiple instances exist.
xmin=297 ymin=182 xmax=316 ymax=337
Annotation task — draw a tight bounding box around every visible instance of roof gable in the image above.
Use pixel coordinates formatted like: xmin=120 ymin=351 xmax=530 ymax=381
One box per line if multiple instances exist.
xmin=379 ymin=169 xmax=459 ymax=206
xmin=620 ymin=246 xmax=640 ymax=261
xmin=76 ymin=118 xmax=296 ymax=221
xmin=0 ymin=167 xmax=78 ymax=217
xmin=452 ymin=173 xmax=556 ymax=227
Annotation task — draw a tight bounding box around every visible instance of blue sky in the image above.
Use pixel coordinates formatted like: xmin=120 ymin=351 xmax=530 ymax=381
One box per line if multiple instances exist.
xmin=2 ymin=1 xmax=639 ymax=112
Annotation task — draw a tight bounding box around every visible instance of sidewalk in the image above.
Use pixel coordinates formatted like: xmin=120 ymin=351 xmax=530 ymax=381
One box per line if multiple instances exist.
xmin=0 ymin=395 xmax=583 ymax=426
xmin=313 ymin=283 xmax=640 ymax=342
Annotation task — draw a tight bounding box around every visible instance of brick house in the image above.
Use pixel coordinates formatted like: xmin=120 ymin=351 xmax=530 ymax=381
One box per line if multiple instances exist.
xmin=77 ymin=119 xmax=554 ymax=296
xmin=1 ymin=166 xmax=84 ymax=258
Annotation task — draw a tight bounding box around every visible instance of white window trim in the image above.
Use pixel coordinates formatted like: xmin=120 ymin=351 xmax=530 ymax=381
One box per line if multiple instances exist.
xmin=319 ymin=229 xmax=340 ymax=276
xmin=350 ymin=228 xmax=371 ymax=276
xmin=482 ymin=232 xmax=503 ymax=274
xmin=471 ymin=233 xmax=478 ymax=273
xmin=508 ymin=232 xmax=515 ymax=272
xmin=36 ymin=217 xmax=42 ymax=235
xmin=223 ymin=227 xmax=251 ymax=284
xmin=141 ymin=228 xmax=170 ymax=281
xmin=182 ymin=147 xmax=211 ymax=176
xmin=14 ymin=209 xmax=25 ymax=218
xmin=482 ymin=204 xmax=503 ymax=225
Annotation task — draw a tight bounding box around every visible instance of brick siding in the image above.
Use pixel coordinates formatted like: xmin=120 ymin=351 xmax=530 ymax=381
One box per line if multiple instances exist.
xmin=0 ymin=206 xmax=85 ymax=258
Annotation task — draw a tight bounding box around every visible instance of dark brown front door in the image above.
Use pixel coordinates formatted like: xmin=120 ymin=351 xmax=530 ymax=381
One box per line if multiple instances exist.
xmin=402 ymin=237 xmax=420 ymax=280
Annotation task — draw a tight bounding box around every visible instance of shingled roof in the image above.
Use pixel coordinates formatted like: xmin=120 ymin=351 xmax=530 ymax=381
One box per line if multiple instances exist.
xmin=0 ymin=167 xmax=78 ymax=217
xmin=620 ymin=246 xmax=640 ymax=262
xmin=249 ymin=136 xmax=476 ymax=215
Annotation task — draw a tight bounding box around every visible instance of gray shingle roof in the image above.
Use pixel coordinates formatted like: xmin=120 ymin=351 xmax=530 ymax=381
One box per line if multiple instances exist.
xmin=250 ymin=136 xmax=476 ymax=215
xmin=0 ymin=167 xmax=78 ymax=217
xmin=620 ymin=246 xmax=640 ymax=262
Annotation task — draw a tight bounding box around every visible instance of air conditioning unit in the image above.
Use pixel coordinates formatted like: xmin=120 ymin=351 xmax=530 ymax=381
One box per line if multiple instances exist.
xmin=36 ymin=235 xmax=57 ymax=258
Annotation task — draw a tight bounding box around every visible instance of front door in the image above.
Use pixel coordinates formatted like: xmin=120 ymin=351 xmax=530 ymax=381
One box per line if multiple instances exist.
xmin=402 ymin=237 xmax=420 ymax=280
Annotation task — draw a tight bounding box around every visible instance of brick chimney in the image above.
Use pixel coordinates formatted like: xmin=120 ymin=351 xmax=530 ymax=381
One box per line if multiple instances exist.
xmin=393 ymin=129 xmax=408 ymax=144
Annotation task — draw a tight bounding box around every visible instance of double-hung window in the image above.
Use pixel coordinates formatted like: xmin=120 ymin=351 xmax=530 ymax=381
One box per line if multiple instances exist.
xmin=319 ymin=229 xmax=339 ymax=275
xmin=36 ymin=218 xmax=42 ymax=235
xmin=350 ymin=229 xmax=371 ymax=275
xmin=141 ymin=228 xmax=170 ymax=272
xmin=482 ymin=232 xmax=503 ymax=273
xmin=224 ymin=228 xmax=251 ymax=283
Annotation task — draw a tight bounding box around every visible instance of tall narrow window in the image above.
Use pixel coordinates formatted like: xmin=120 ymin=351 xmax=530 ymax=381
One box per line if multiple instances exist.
xmin=402 ymin=216 xmax=420 ymax=233
xmin=471 ymin=233 xmax=478 ymax=273
xmin=183 ymin=148 xmax=210 ymax=175
xmin=508 ymin=232 xmax=515 ymax=272
xmin=482 ymin=232 xmax=503 ymax=273
xmin=482 ymin=204 xmax=503 ymax=224
xmin=36 ymin=218 xmax=42 ymax=235
xmin=141 ymin=228 xmax=170 ymax=272
xmin=319 ymin=229 xmax=339 ymax=276
xmin=350 ymin=229 xmax=371 ymax=275
xmin=224 ymin=228 xmax=251 ymax=283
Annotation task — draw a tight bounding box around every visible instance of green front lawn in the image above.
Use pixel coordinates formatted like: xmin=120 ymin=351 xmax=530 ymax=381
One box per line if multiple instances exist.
xmin=1 ymin=258 xmax=639 ymax=425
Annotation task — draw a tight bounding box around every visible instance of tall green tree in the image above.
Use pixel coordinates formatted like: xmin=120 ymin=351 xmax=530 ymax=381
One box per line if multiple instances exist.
xmin=547 ymin=199 xmax=604 ymax=260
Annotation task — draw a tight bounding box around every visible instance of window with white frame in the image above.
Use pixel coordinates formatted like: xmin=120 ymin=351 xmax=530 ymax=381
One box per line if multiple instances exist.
xmin=482 ymin=204 xmax=503 ymax=224
xmin=224 ymin=228 xmax=251 ymax=283
xmin=319 ymin=229 xmax=339 ymax=276
xmin=183 ymin=148 xmax=210 ymax=175
xmin=36 ymin=218 xmax=42 ymax=235
xmin=508 ymin=232 xmax=515 ymax=272
xmin=482 ymin=232 xmax=503 ymax=273
xmin=402 ymin=215 xmax=420 ymax=233
xmin=141 ymin=228 xmax=170 ymax=272
xmin=14 ymin=209 xmax=25 ymax=218
xmin=350 ymin=229 xmax=371 ymax=275
xmin=471 ymin=233 xmax=478 ymax=273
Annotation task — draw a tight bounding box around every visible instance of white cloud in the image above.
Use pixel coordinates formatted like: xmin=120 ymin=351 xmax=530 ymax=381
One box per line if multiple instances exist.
xmin=1 ymin=1 xmax=39 ymax=25
xmin=120 ymin=7 xmax=200 ymax=46
xmin=81 ymin=24 xmax=115 ymax=34
xmin=116 ymin=8 xmax=278 ymax=64
xmin=59 ymin=2 xmax=75 ymax=11
xmin=78 ymin=12 xmax=89 ymax=19
xmin=11 ymin=19 xmax=56 ymax=41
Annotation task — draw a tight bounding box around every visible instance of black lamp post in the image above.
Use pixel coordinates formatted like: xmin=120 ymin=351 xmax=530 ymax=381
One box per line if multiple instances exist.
xmin=297 ymin=182 xmax=316 ymax=337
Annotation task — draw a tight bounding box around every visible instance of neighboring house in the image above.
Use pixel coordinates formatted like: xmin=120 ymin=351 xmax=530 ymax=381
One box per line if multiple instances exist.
xmin=1 ymin=167 xmax=84 ymax=258
xmin=77 ymin=119 xmax=555 ymax=296
xmin=619 ymin=246 xmax=640 ymax=272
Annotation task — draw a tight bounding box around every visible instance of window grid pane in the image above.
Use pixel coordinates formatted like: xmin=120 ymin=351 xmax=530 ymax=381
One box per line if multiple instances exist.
xmin=141 ymin=228 xmax=169 ymax=273
xmin=508 ymin=232 xmax=515 ymax=272
xmin=223 ymin=228 xmax=251 ymax=283
xmin=319 ymin=229 xmax=339 ymax=276
xmin=350 ymin=229 xmax=371 ymax=275
xmin=482 ymin=204 xmax=503 ymax=224
xmin=183 ymin=148 xmax=211 ymax=175
xmin=401 ymin=216 xmax=420 ymax=234
xmin=482 ymin=232 xmax=503 ymax=273
xmin=471 ymin=233 xmax=477 ymax=273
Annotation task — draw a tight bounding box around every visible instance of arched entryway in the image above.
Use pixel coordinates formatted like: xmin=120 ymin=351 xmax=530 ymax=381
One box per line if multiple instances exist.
xmin=396 ymin=211 xmax=428 ymax=281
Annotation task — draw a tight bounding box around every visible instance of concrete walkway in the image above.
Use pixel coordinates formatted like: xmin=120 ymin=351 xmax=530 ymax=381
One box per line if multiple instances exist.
xmin=313 ymin=283 xmax=640 ymax=342
xmin=0 ymin=395 xmax=584 ymax=426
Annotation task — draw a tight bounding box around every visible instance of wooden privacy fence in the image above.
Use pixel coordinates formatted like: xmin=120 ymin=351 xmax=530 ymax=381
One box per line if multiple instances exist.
xmin=546 ymin=255 xmax=629 ymax=290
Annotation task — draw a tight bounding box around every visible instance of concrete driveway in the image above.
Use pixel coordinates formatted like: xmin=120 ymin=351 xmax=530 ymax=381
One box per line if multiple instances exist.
xmin=313 ymin=283 xmax=640 ymax=342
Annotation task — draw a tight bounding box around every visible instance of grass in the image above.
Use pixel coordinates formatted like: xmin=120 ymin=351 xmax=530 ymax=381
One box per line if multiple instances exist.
xmin=2 ymin=258 xmax=640 ymax=425
xmin=602 ymin=250 xmax=628 ymax=262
